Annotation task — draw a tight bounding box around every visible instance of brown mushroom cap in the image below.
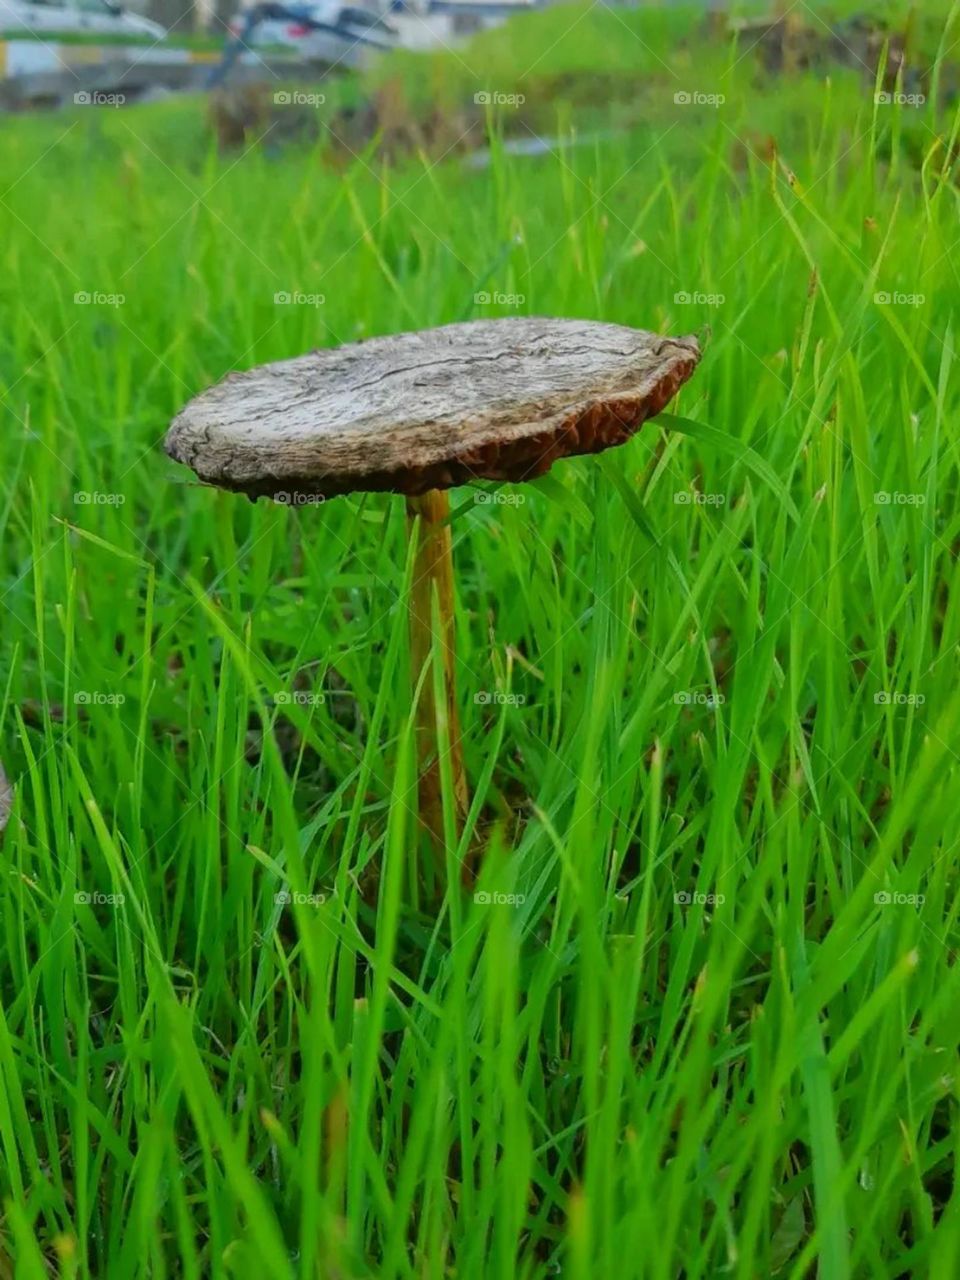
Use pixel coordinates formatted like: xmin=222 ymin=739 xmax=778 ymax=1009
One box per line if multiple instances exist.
xmin=165 ymin=317 xmax=700 ymax=500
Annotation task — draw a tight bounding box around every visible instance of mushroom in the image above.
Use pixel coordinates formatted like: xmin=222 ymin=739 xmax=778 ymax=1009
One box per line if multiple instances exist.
xmin=165 ymin=316 xmax=700 ymax=883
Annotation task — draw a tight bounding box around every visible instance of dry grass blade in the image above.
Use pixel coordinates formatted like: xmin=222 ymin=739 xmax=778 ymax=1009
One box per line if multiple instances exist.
xmin=0 ymin=761 xmax=12 ymax=835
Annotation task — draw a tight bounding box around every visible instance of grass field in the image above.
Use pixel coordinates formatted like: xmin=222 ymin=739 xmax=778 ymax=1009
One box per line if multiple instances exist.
xmin=3 ymin=2 xmax=960 ymax=1276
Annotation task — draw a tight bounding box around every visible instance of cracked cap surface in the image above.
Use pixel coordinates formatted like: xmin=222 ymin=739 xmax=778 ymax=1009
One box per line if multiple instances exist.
xmin=165 ymin=316 xmax=701 ymax=500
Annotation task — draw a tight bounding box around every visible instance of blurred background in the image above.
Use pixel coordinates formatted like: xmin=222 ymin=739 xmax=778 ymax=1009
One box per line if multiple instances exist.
xmin=0 ymin=0 xmax=924 ymax=112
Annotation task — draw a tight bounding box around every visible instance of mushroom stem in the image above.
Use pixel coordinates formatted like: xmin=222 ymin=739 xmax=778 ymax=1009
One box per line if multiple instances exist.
xmin=406 ymin=488 xmax=469 ymax=874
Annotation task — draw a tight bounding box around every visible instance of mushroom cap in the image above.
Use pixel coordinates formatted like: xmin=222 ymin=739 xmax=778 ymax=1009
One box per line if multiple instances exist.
xmin=165 ymin=317 xmax=700 ymax=500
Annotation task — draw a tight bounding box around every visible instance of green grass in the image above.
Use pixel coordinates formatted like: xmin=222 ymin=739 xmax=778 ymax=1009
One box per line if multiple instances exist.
xmin=0 ymin=29 xmax=226 ymax=49
xmin=3 ymin=2 xmax=960 ymax=1276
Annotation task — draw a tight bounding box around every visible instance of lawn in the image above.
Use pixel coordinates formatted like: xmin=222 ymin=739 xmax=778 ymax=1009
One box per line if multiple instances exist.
xmin=2 ymin=3 xmax=960 ymax=1276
